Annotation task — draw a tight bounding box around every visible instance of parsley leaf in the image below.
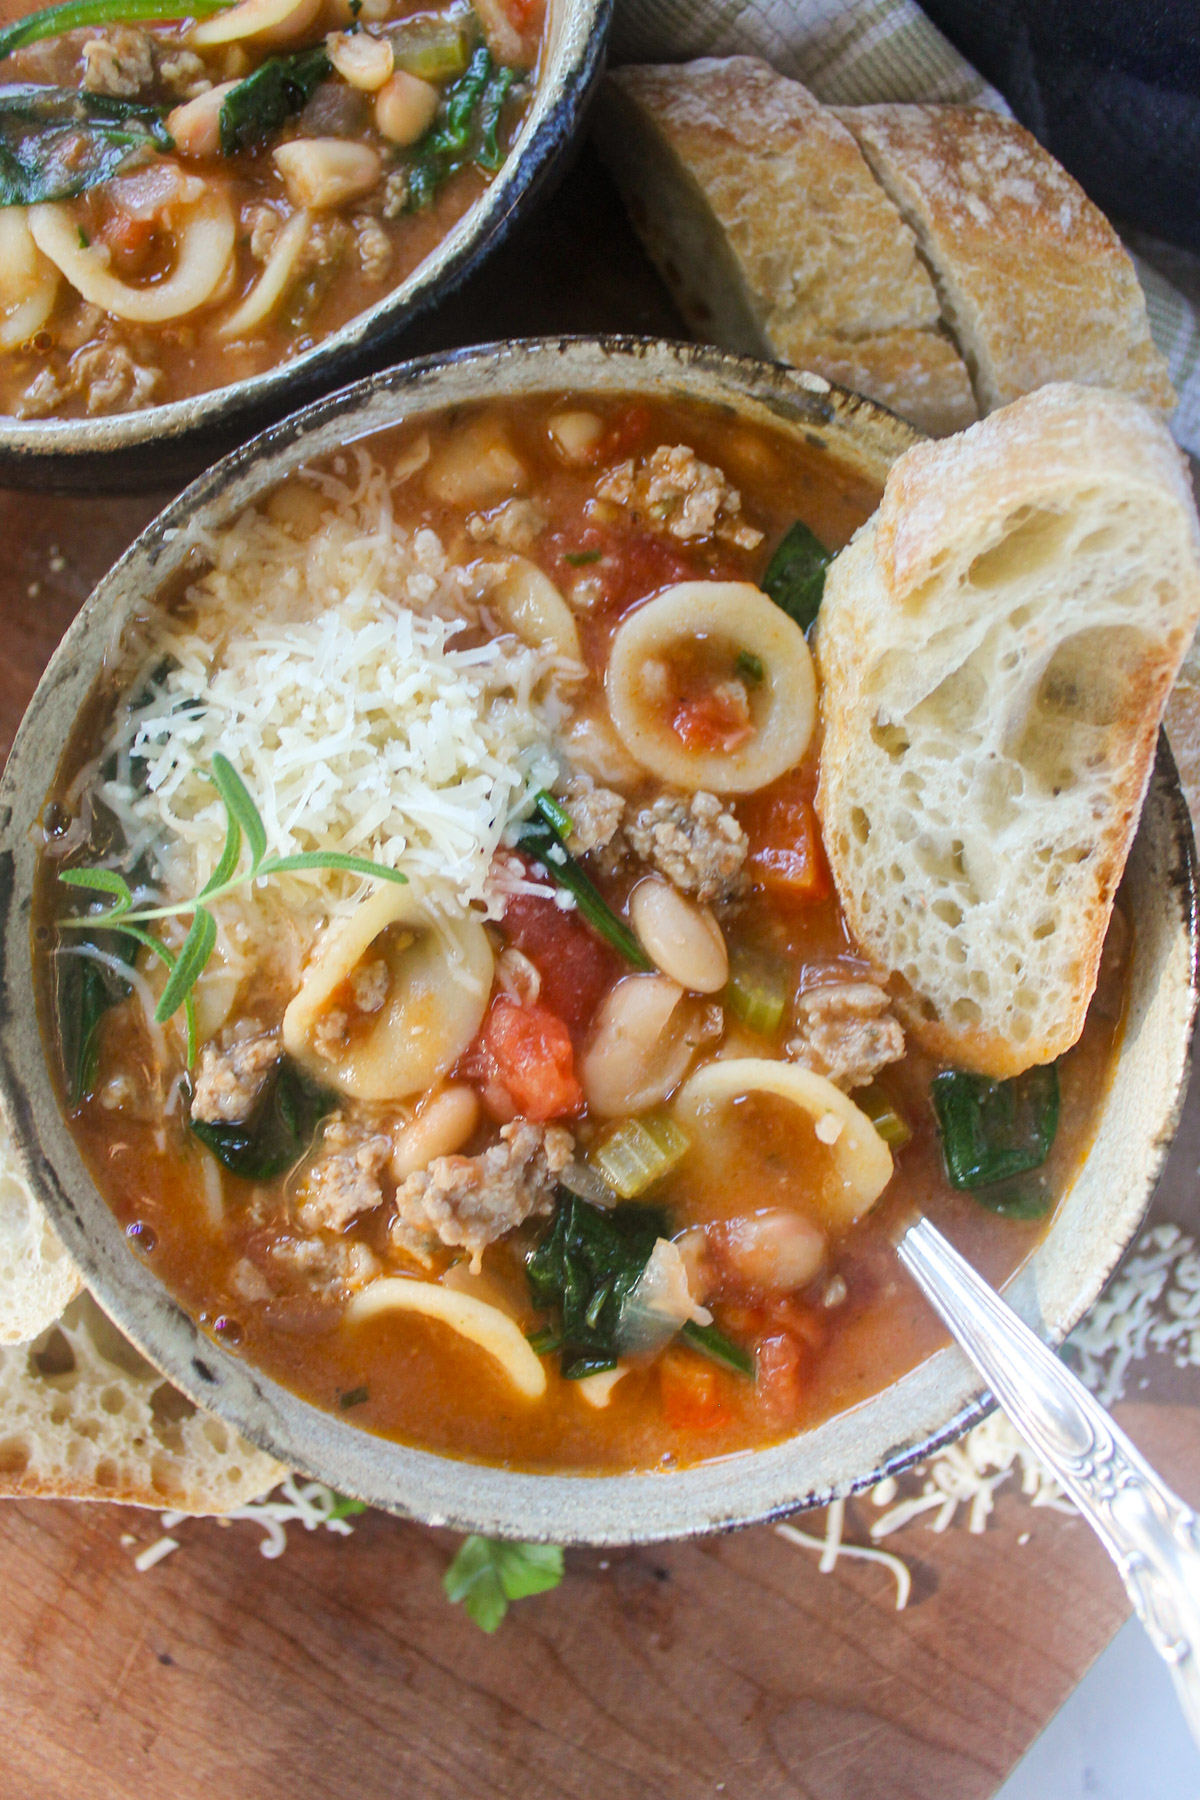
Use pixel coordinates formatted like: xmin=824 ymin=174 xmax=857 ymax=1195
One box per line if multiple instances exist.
xmin=443 ymin=1536 xmax=564 ymax=1633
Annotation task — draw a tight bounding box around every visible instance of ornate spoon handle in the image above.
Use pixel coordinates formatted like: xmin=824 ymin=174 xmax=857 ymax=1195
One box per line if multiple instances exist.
xmin=899 ymin=1215 xmax=1200 ymax=1748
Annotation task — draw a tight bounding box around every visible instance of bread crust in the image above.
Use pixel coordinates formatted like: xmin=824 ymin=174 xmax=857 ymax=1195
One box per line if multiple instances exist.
xmin=0 ymin=1291 xmax=284 ymax=1512
xmin=593 ymin=59 xmax=979 ymax=438
xmin=816 ymin=384 xmax=1200 ymax=1077
xmin=838 ymin=103 xmax=1176 ymax=417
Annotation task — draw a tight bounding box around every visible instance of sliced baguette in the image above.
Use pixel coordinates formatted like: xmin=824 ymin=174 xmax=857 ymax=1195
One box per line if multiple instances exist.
xmin=0 ymin=1291 xmax=284 ymax=1512
xmin=0 ymin=1101 xmax=81 ymax=1344
xmin=592 ymin=59 xmax=979 ymax=438
xmin=816 ymin=383 xmax=1200 ymax=1078
xmin=838 ymin=104 xmax=1176 ymax=418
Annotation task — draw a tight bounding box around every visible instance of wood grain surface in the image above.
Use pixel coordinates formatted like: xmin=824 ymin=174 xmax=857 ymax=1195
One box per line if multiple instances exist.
xmin=3 ymin=147 xmax=1200 ymax=1800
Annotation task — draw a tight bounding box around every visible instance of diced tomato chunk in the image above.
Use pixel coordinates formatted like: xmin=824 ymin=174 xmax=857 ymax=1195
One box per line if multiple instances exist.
xmin=601 ymin=402 xmax=654 ymax=461
xmin=658 ymin=1348 xmax=732 ymax=1430
xmin=473 ymin=995 xmax=582 ymax=1121
xmin=501 ymin=880 xmax=619 ymax=1038
xmin=741 ymin=775 xmax=831 ymax=904
xmin=672 ymin=684 xmax=754 ymax=754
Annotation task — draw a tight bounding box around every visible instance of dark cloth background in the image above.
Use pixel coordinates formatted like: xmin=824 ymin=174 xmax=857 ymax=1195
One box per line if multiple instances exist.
xmin=918 ymin=0 xmax=1200 ymax=251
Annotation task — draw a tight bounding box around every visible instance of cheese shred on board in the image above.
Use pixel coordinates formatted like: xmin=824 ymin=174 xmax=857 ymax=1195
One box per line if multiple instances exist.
xmin=72 ymin=451 xmax=578 ymax=924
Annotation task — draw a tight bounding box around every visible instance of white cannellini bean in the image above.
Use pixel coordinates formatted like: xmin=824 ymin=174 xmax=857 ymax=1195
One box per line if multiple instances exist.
xmin=273 ymin=138 xmax=382 ymax=210
xmin=424 ymin=417 xmax=527 ymax=507
xmin=715 ymin=1209 xmax=827 ymax=1294
xmin=166 ymin=82 xmax=240 ymax=159
xmin=326 ymin=28 xmax=394 ymax=89
xmin=629 ymin=878 xmax=728 ymax=994
xmin=374 ymin=68 xmax=440 ymax=144
xmin=580 ymin=973 xmax=696 ymax=1117
xmin=391 ymin=1084 xmax=480 ymax=1180
xmin=546 ymin=408 xmax=605 ymax=464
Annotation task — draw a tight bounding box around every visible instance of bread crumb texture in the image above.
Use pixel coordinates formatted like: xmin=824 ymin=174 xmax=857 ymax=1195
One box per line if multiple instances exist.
xmin=0 ymin=1104 xmax=81 ymax=1344
xmin=0 ymin=1291 xmax=283 ymax=1511
xmin=816 ymin=383 xmax=1200 ymax=1077
xmin=593 ymin=59 xmax=977 ymax=437
xmin=839 ymin=104 xmax=1176 ymax=416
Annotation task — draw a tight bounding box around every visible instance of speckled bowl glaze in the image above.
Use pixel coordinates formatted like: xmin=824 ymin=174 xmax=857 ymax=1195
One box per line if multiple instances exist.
xmin=0 ymin=0 xmax=610 ymax=494
xmin=0 ymin=338 xmax=1194 ymax=1544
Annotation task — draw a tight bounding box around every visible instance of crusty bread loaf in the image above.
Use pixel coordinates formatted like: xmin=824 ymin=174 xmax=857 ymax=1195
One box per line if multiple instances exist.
xmin=593 ymin=59 xmax=979 ymax=438
xmin=838 ymin=104 xmax=1176 ymax=418
xmin=0 ymin=1102 xmax=80 ymax=1344
xmin=0 ymin=1291 xmax=284 ymax=1512
xmin=816 ymin=384 xmax=1200 ymax=1078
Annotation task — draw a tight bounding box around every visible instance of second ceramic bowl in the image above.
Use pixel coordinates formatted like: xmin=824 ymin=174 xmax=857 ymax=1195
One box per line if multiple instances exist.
xmin=0 ymin=337 xmax=1193 ymax=1542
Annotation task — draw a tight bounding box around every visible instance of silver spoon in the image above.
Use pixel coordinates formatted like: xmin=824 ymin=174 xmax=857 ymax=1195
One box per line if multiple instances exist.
xmin=899 ymin=1215 xmax=1200 ymax=1747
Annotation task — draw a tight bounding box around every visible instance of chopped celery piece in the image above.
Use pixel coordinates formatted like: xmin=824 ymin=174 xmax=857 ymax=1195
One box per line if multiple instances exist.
xmin=725 ymin=946 xmax=788 ymax=1036
xmin=681 ymin=1319 xmax=755 ymax=1377
xmin=589 ymin=1114 xmax=689 ymax=1199
xmin=385 ymin=6 xmax=476 ymax=82
xmin=931 ymin=1064 xmax=1060 ymax=1191
xmin=854 ymin=1082 xmax=913 ymax=1150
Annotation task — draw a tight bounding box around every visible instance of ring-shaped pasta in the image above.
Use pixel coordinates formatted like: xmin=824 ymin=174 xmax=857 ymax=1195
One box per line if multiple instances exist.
xmin=0 ymin=208 xmax=59 ymax=350
xmin=217 ymin=209 xmax=311 ymax=339
xmin=190 ymin=0 xmax=321 ymax=47
xmin=605 ymin=581 xmax=816 ymax=794
xmin=491 ymin=557 xmax=582 ymax=662
xmin=282 ymin=881 xmax=493 ymax=1101
xmin=346 ymin=1278 xmax=547 ymax=1398
xmin=28 ymin=187 xmax=236 ymax=325
xmin=675 ymin=1058 xmax=893 ymax=1230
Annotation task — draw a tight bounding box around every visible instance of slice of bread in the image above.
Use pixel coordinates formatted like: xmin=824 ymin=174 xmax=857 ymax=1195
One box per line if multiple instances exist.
xmin=816 ymin=383 xmax=1200 ymax=1078
xmin=592 ymin=59 xmax=979 ymax=438
xmin=0 ymin=1102 xmax=81 ymax=1344
xmin=0 ymin=1291 xmax=284 ymax=1512
xmin=838 ymin=104 xmax=1176 ymax=418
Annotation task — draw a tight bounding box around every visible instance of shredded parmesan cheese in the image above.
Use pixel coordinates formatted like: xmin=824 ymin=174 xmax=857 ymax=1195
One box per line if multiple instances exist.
xmin=775 ymin=1501 xmax=912 ymax=1610
xmin=1066 ymin=1223 xmax=1200 ymax=1405
xmin=88 ymin=451 xmax=578 ymax=928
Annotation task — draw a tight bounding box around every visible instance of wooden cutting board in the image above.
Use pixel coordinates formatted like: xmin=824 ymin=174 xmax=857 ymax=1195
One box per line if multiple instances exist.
xmin=4 ymin=147 xmax=1200 ymax=1800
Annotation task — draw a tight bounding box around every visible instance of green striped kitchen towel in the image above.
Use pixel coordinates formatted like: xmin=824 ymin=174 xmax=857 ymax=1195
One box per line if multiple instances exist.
xmin=609 ymin=0 xmax=1200 ymax=458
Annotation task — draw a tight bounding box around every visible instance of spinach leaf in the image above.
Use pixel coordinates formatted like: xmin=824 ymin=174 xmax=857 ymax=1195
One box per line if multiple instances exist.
xmin=931 ymin=1064 xmax=1060 ymax=1191
xmin=57 ymin=928 xmax=139 ymax=1107
xmin=474 ymin=61 xmax=513 ymax=171
xmin=405 ymin=44 xmax=515 ymax=209
xmin=188 ymin=1054 xmax=336 ymax=1180
xmin=526 ymin=1190 xmax=666 ymax=1378
xmin=444 ymin=1535 xmax=563 ymax=1633
xmin=218 ymin=44 xmax=330 ymax=156
xmin=0 ymin=83 xmax=170 ymax=205
xmin=762 ymin=519 xmax=832 ymax=632
xmin=0 ymin=0 xmax=233 ymax=62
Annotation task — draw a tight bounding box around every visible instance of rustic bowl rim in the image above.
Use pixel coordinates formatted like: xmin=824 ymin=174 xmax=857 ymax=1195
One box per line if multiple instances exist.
xmin=0 ymin=334 xmax=1194 ymax=1545
xmin=0 ymin=0 xmax=611 ymax=469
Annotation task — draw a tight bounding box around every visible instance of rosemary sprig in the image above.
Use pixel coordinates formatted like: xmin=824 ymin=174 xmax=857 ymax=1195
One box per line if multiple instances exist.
xmin=58 ymin=753 xmax=406 ymax=1058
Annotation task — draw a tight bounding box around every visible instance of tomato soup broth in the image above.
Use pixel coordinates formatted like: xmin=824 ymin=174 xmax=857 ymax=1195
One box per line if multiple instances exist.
xmin=36 ymin=393 xmax=1128 ymax=1473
